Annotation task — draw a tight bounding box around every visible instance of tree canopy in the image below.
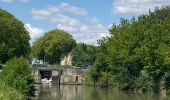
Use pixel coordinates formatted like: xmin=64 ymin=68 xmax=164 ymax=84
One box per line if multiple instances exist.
xmin=71 ymin=43 xmax=98 ymax=67
xmin=0 ymin=9 xmax=30 ymax=63
xmin=32 ymin=29 xmax=76 ymax=64
xmin=85 ymin=6 xmax=170 ymax=92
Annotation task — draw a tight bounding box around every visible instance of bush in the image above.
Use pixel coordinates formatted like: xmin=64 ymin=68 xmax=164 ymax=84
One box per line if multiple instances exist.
xmin=136 ymin=70 xmax=153 ymax=91
xmin=114 ymin=68 xmax=137 ymax=90
xmin=0 ymin=81 xmax=25 ymax=100
xmin=98 ymin=71 xmax=114 ymax=88
xmin=0 ymin=57 xmax=35 ymax=98
xmin=83 ymin=68 xmax=96 ymax=86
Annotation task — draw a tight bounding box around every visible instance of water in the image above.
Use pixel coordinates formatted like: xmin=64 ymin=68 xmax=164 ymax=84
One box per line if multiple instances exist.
xmin=34 ymin=83 xmax=169 ymax=100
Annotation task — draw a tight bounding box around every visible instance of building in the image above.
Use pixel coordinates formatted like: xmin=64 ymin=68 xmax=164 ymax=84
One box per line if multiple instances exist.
xmin=60 ymin=53 xmax=72 ymax=66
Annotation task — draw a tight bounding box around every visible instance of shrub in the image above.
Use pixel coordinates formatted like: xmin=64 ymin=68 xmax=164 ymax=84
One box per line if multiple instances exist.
xmin=0 ymin=57 xmax=35 ymax=98
xmin=136 ymin=70 xmax=153 ymax=91
xmin=98 ymin=71 xmax=114 ymax=88
xmin=83 ymin=69 xmax=96 ymax=86
xmin=0 ymin=81 xmax=25 ymax=100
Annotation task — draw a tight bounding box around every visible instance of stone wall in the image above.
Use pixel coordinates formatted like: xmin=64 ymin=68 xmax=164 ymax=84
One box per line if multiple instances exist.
xmin=32 ymin=64 xmax=86 ymax=84
xmin=60 ymin=75 xmax=83 ymax=84
xmin=60 ymin=68 xmax=85 ymax=84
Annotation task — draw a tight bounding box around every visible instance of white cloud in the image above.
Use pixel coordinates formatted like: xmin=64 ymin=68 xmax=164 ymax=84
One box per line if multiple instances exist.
xmin=112 ymin=0 xmax=170 ymax=14
xmin=24 ymin=23 xmax=44 ymax=42
xmin=56 ymin=17 xmax=109 ymax=45
xmin=1 ymin=0 xmax=12 ymax=3
xmin=32 ymin=2 xmax=87 ymax=17
xmin=19 ymin=0 xmax=29 ymax=3
xmin=50 ymin=14 xmax=81 ymax=27
xmin=58 ymin=2 xmax=87 ymax=15
xmin=1 ymin=0 xmax=30 ymax=3
xmin=31 ymin=3 xmax=109 ymax=45
xmin=32 ymin=9 xmax=51 ymax=16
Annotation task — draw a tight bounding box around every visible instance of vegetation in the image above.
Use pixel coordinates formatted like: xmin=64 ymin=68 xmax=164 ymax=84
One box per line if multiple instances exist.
xmin=32 ymin=29 xmax=76 ymax=64
xmin=0 ymin=9 xmax=30 ymax=64
xmin=0 ymin=8 xmax=35 ymax=100
xmin=0 ymin=81 xmax=25 ymax=100
xmin=0 ymin=4 xmax=170 ymax=99
xmin=0 ymin=57 xmax=35 ymax=99
xmin=71 ymin=43 xmax=98 ymax=68
xmin=85 ymin=6 xmax=170 ymax=93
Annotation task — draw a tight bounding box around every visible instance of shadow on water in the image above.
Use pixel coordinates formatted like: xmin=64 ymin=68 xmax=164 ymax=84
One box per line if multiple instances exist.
xmin=33 ymin=82 xmax=169 ymax=100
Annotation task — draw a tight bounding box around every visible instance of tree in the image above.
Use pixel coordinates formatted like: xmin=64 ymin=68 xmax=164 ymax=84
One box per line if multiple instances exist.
xmin=0 ymin=57 xmax=35 ymax=98
xmin=108 ymin=6 xmax=170 ymax=91
xmin=71 ymin=43 xmax=98 ymax=67
xmin=0 ymin=9 xmax=30 ymax=63
xmin=32 ymin=29 xmax=76 ymax=64
xmin=85 ymin=6 xmax=170 ymax=92
xmin=86 ymin=38 xmax=111 ymax=87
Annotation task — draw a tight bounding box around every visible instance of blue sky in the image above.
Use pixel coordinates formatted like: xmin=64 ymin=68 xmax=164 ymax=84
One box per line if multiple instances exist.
xmin=0 ymin=0 xmax=170 ymax=45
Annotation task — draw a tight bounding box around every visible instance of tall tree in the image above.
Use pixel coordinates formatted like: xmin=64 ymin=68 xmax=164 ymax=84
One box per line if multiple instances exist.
xmin=0 ymin=9 xmax=30 ymax=63
xmin=85 ymin=6 xmax=170 ymax=91
xmin=108 ymin=6 xmax=170 ymax=90
xmin=32 ymin=29 xmax=76 ymax=64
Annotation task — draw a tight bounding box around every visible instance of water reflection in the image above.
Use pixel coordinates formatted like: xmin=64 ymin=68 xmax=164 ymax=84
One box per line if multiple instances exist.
xmin=34 ymin=83 xmax=169 ymax=100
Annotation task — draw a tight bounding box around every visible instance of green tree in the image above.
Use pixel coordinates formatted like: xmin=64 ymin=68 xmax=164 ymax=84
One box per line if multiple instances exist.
xmin=71 ymin=43 xmax=98 ymax=67
xmin=84 ymin=38 xmax=112 ymax=86
xmin=85 ymin=6 xmax=170 ymax=92
xmin=0 ymin=57 xmax=35 ymax=98
xmin=32 ymin=29 xmax=76 ymax=64
xmin=0 ymin=9 xmax=30 ymax=63
xmin=110 ymin=6 xmax=170 ymax=91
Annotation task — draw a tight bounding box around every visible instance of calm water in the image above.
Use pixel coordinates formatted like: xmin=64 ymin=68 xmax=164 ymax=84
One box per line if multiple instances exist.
xmin=34 ymin=83 xmax=169 ymax=100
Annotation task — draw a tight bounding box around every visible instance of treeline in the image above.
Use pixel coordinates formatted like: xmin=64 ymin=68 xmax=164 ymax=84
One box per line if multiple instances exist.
xmin=0 ymin=9 xmax=35 ymax=99
xmin=84 ymin=6 xmax=170 ymax=94
xmin=1 ymin=4 xmax=170 ymax=98
xmin=32 ymin=30 xmax=98 ymax=68
xmin=0 ymin=7 xmax=97 ymax=99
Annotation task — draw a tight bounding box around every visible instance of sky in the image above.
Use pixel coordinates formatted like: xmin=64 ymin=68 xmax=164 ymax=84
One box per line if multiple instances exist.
xmin=0 ymin=0 xmax=170 ymax=45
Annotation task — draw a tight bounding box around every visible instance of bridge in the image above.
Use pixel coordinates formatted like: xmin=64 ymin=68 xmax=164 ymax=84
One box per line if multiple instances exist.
xmin=32 ymin=64 xmax=87 ymax=84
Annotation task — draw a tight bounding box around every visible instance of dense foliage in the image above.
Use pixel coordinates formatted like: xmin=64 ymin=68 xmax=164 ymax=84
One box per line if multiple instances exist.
xmin=0 ymin=9 xmax=30 ymax=64
xmin=71 ymin=43 xmax=98 ymax=67
xmin=0 ymin=57 xmax=35 ymax=98
xmin=85 ymin=6 xmax=170 ymax=93
xmin=32 ymin=29 xmax=76 ymax=64
xmin=0 ymin=81 xmax=25 ymax=100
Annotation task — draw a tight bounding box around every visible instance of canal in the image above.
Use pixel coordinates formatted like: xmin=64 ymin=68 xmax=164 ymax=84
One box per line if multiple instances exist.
xmin=34 ymin=82 xmax=169 ymax=100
